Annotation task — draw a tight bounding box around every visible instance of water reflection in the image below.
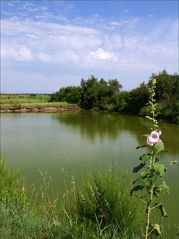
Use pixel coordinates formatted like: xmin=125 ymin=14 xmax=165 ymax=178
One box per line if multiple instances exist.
xmin=53 ymin=112 xmax=143 ymax=141
xmin=53 ymin=112 xmax=179 ymax=155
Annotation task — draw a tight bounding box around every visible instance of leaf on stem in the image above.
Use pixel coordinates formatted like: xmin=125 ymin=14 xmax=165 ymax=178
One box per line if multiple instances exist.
xmin=154 ymin=143 xmax=165 ymax=153
xmin=153 ymin=163 xmax=166 ymax=177
xmin=133 ymin=176 xmax=149 ymax=186
xmin=152 ymin=223 xmax=161 ymax=235
xmin=139 ymin=154 xmax=151 ymax=162
xmin=136 ymin=145 xmax=147 ymax=149
xmin=159 ymin=204 xmax=168 ymax=217
xmin=161 ymin=180 xmax=170 ymax=194
xmin=133 ymin=163 xmax=146 ymax=173
xmin=130 ymin=185 xmax=145 ymax=196
xmin=153 ymin=186 xmax=161 ymax=197
xmin=142 ymin=134 xmax=149 ymax=138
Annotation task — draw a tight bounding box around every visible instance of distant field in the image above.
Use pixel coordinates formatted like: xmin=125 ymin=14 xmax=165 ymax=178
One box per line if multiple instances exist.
xmin=0 ymin=94 xmax=51 ymax=104
xmin=0 ymin=94 xmax=76 ymax=109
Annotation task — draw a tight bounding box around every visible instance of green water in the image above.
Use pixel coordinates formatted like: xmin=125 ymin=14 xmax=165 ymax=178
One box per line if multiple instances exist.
xmin=1 ymin=112 xmax=179 ymax=227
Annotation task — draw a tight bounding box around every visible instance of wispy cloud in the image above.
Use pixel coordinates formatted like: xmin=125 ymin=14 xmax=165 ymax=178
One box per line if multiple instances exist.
xmin=2 ymin=17 xmax=177 ymax=69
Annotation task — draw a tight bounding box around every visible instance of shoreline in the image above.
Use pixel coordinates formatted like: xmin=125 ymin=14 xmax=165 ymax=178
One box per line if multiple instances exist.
xmin=0 ymin=105 xmax=177 ymax=124
xmin=0 ymin=105 xmax=80 ymax=113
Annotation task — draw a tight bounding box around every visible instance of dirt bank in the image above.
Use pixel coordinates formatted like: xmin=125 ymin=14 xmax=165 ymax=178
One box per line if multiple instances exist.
xmin=0 ymin=105 xmax=80 ymax=113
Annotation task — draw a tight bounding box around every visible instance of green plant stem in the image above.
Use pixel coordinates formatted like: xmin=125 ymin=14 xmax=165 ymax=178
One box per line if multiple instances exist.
xmin=145 ymin=151 xmax=155 ymax=239
xmin=145 ymin=185 xmax=154 ymax=239
xmin=151 ymin=203 xmax=161 ymax=211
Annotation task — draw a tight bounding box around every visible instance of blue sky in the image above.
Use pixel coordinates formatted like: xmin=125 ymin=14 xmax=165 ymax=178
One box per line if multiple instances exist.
xmin=1 ymin=0 xmax=178 ymax=93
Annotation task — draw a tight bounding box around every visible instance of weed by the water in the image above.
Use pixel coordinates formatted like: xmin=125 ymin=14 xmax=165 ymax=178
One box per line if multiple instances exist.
xmin=63 ymin=168 xmax=144 ymax=238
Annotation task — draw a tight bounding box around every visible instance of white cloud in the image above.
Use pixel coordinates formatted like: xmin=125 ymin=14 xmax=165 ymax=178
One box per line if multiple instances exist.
xmin=89 ymin=48 xmax=118 ymax=61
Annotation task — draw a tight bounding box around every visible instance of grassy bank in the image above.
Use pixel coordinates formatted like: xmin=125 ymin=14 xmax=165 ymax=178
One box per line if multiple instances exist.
xmin=0 ymin=158 xmax=178 ymax=239
xmin=0 ymin=94 xmax=79 ymax=112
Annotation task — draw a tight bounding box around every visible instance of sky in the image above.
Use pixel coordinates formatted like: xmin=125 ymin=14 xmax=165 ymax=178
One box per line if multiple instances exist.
xmin=1 ymin=0 xmax=179 ymax=93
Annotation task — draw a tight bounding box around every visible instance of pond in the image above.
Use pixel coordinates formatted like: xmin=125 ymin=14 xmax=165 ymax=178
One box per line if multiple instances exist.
xmin=1 ymin=112 xmax=179 ymax=228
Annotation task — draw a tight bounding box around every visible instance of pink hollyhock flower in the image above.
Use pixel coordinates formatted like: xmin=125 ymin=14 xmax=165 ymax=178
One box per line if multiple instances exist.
xmin=146 ymin=131 xmax=163 ymax=146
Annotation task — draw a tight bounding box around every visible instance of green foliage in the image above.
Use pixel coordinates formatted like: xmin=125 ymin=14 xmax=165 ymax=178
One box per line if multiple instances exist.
xmin=50 ymin=86 xmax=81 ymax=104
xmin=146 ymin=70 xmax=179 ymax=123
xmin=148 ymin=69 xmax=178 ymax=102
xmin=125 ymin=82 xmax=150 ymax=114
xmin=80 ymin=76 xmax=122 ymax=110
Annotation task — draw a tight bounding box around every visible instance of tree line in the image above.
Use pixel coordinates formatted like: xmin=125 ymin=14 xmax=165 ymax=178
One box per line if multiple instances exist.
xmin=50 ymin=70 xmax=179 ymax=123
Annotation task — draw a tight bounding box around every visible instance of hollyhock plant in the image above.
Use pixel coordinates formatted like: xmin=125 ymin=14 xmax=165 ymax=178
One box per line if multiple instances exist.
xmin=131 ymin=79 xmax=177 ymax=239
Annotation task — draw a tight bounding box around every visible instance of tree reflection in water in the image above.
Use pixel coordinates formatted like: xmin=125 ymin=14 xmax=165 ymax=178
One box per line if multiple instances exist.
xmin=53 ymin=111 xmax=179 ymax=155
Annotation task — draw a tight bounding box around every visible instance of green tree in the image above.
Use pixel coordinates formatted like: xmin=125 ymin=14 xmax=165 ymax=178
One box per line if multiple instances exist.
xmin=148 ymin=70 xmax=179 ymax=122
xmin=80 ymin=76 xmax=123 ymax=111
xmin=124 ymin=82 xmax=150 ymax=114
xmin=50 ymin=86 xmax=81 ymax=104
xmin=148 ymin=69 xmax=178 ymax=102
xmin=80 ymin=75 xmax=99 ymax=109
xmin=49 ymin=70 xmax=178 ymax=123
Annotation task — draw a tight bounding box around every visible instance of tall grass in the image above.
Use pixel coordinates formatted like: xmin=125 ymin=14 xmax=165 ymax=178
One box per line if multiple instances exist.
xmin=0 ymin=159 xmax=58 ymax=239
xmin=0 ymin=158 xmax=177 ymax=238
xmin=0 ymin=94 xmax=76 ymax=110
xmin=63 ymin=168 xmax=144 ymax=238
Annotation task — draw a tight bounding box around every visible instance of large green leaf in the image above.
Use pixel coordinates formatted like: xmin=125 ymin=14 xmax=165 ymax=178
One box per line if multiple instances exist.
xmin=154 ymin=181 xmax=169 ymax=196
xmin=133 ymin=176 xmax=150 ymax=187
xmin=139 ymin=154 xmax=151 ymax=162
xmin=153 ymin=163 xmax=166 ymax=177
xmin=154 ymin=143 xmax=165 ymax=153
xmin=133 ymin=163 xmax=146 ymax=173
xmin=159 ymin=204 xmax=168 ymax=217
xmin=161 ymin=180 xmax=170 ymax=194
xmin=130 ymin=185 xmax=145 ymax=196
